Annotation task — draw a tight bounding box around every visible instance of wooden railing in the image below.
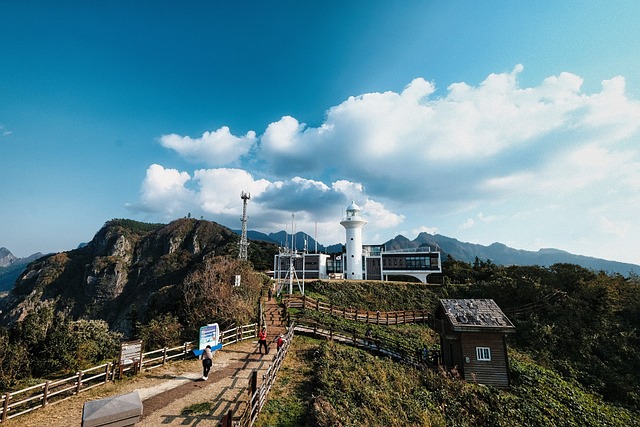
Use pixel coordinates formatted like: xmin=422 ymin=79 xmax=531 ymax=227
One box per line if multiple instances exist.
xmin=218 ymin=325 xmax=295 ymax=427
xmin=283 ymin=294 xmax=432 ymax=326
xmin=218 ymin=317 xmax=436 ymax=427
xmin=0 ymin=323 xmax=258 ymax=424
xmin=292 ymin=319 xmax=429 ymax=366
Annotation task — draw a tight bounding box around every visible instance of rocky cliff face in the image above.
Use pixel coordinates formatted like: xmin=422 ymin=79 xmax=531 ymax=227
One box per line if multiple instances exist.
xmin=0 ymin=218 xmax=275 ymax=335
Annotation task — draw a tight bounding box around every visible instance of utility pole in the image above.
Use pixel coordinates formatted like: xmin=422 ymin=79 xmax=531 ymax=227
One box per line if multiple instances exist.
xmin=239 ymin=192 xmax=250 ymax=261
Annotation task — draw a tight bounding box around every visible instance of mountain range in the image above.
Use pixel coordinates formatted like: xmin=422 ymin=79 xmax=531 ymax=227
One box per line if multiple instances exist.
xmin=1 ymin=222 xmax=637 ymax=298
xmin=239 ymin=229 xmax=639 ymax=276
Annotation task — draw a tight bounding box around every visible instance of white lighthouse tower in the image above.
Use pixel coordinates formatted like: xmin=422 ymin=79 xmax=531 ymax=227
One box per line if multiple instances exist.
xmin=340 ymin=201 xmax=366 ymax=280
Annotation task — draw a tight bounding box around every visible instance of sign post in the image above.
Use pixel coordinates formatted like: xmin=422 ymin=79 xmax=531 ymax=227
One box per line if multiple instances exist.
xmin=118 ymin=340 xmax=143 ymax=378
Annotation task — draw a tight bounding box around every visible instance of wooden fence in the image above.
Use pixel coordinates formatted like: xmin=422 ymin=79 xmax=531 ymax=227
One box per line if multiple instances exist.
xmin=218 ymin=318 xmax=433 ymax=427
xmin=0 ymin=323 xmax=258 ymax=424
xmin=283 ymin=294 xmax=432 ymax=326
xmin=292 ymin=319 xmax=429 ymax=366
xmin=218 ymin=325 xmax=295 ymax=427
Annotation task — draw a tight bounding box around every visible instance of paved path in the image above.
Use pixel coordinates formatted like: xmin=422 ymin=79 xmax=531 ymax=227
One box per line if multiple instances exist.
xmin=137 ymin=339 xmax=273 ymax=426
xmin=136 ymin=298 xmax=287 ymax=426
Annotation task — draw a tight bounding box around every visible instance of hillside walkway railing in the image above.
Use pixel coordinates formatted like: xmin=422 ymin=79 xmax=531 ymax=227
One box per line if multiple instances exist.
xmin=283 ymin=294 xmax=433 ymax=326
xmin=0 ymin=323 xmax=258 ymax=424
xmin=218 ymin=318 xmax=433 ymax=427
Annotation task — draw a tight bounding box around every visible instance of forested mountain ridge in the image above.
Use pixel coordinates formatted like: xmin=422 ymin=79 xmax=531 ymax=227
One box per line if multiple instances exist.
xmin=0 ymin=218 xmax=277 ymax=335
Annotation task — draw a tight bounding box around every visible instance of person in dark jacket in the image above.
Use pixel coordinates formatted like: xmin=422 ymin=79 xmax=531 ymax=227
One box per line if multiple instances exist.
xmin=202 ymin=345 xmax=213 ymax=380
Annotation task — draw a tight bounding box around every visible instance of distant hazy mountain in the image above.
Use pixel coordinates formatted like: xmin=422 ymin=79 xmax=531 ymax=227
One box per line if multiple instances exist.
xmin=236 ymin=230 xmax=343 ymax=253
xmin=0 ymin=248 xmax=44 ymax=292
xmin=385 ymin=233 xmax=639 ymax=276
xmin=236 ymin=229 xmax=639 ymax=276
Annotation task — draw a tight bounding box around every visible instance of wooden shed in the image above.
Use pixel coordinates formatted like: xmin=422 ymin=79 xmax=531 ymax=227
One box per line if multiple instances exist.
xmin=434 ymin=299 xmax=515 ymax=389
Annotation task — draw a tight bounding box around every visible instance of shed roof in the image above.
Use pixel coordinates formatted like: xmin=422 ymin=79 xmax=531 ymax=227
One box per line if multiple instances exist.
xmin=437 ymin=299 xmax=515 ymax=333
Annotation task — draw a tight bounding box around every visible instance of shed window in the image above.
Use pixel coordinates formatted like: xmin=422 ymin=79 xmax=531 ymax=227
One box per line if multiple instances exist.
xmin=476 ymin=347 xmax=491 ymax=361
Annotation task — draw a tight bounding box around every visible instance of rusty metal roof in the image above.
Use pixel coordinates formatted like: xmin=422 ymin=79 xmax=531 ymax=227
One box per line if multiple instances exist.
xmin=437 ymin=299 xmax=515 ymax=332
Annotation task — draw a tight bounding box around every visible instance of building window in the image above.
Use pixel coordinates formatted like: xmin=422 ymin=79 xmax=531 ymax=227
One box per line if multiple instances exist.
xmin=476 ymin=347 xmax=491 ymax=361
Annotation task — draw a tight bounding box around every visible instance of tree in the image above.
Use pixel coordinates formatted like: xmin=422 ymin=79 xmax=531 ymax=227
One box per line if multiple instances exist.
xmin=137 ymin=313 xmax=183 ymax=350
xmin=180 ymin=256 xmax=262 ymax=332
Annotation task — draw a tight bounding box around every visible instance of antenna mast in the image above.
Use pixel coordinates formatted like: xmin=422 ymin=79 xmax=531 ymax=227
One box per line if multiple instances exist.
xmin=275 ymin=213 xmax=304 ymax=296
xmin=239 ymin=191 xmax=250 ymax=261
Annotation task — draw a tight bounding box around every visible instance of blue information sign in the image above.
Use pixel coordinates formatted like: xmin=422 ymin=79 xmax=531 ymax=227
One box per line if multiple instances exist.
xmin=193 ymin=323 xmax=222 ymax=357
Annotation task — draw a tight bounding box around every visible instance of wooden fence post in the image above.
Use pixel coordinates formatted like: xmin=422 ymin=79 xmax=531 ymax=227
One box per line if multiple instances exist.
xmin=250 ymin=370 xmax=258 ymax=396
xmin=219 ymin=410 xmax=233 ymax=427
xmin=76 ymin=371 xmax=83 ymax=394
xmin=184 ymin=342 xmax=189 ymax=359
xmin=2 ymin=393 xmax=9 ymax=423
xmin=316 ymin=298 xmax=320 ymax=312
xmin=105 ymin=363 xmax=111 ymax=384
xmin=42 ymin=381 xmax=50 ymax=407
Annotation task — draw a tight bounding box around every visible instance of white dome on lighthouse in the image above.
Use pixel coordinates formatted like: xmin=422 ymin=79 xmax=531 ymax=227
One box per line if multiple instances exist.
xmin=346 ymin=201 xmax=360 ymax=212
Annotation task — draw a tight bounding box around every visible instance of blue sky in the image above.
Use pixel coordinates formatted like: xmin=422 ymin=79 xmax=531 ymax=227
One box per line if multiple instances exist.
xmin=2 ymin=2 xmax=640 ymax=266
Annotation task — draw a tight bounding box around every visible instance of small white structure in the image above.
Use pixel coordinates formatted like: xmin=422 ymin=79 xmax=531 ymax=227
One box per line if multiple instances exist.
xmin=340 ymin=201 xmax=366 ymax=280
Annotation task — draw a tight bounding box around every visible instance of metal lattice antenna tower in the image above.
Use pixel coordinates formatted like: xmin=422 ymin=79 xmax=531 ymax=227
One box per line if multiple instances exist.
xmin=239 ymin=191 xmax=250 ymax=260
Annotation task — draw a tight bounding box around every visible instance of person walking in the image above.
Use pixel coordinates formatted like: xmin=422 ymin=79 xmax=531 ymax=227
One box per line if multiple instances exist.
xmin=268 ymin=286 xmax=273 ymax=301
xmin=201 ymin=345 xmax=213 ymax=380
xmin=258 ymin=327 xmax=269 ymax=354
xmin=276 ymin=334 xmax=286 ymax=351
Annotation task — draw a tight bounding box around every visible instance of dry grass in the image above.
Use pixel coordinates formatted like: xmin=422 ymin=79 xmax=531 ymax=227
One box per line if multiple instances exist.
xmin=3 ymin=358 xmax=200 ymax=427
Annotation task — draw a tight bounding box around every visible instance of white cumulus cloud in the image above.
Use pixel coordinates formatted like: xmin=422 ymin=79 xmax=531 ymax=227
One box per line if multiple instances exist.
xmin=160 ymin=127 xmax=257 ymax=166
xmin=137 ymin=66 xmax=640 ymax=264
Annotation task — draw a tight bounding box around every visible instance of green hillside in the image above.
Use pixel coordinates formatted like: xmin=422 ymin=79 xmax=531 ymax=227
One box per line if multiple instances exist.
xmin=258 ymin=263 xmax=640 ymax=426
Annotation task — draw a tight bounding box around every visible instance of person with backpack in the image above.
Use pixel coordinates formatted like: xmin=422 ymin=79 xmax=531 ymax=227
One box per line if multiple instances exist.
xmin=201 ymin=345 xmax=213 ymax=380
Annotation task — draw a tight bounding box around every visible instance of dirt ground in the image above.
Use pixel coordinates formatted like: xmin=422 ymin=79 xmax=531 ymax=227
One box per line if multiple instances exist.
xmin=6 ymin=338 xmax=276 ymax=427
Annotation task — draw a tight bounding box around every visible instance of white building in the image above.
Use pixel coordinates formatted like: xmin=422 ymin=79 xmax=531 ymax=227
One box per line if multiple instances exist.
xmin=273 ymin=202 xmax=442 ymax=285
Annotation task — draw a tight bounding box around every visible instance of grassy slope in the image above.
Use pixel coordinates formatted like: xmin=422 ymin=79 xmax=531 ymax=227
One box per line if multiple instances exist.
xmin=258 ymin=335 xmax=638 ymax=427
xmin=256 ymin=280 xmax=640 ymax=426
